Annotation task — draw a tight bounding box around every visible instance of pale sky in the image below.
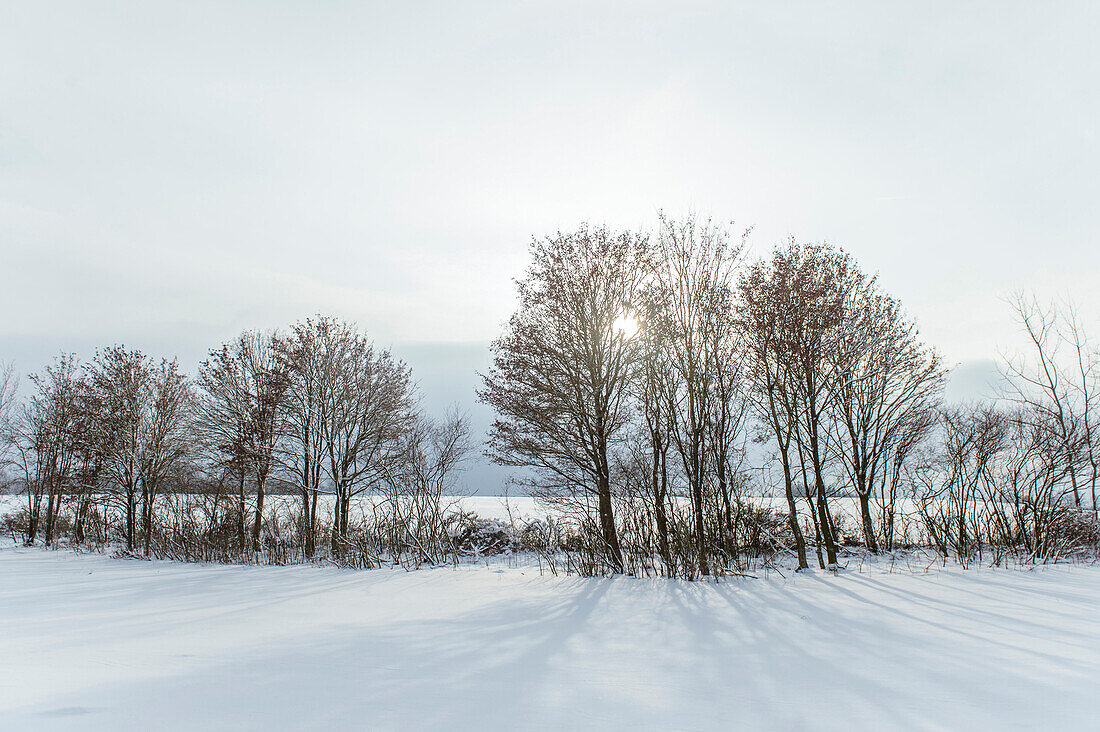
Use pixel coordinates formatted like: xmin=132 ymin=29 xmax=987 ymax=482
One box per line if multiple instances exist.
xmin=3 ymin=2 xmax=1098 ymax=490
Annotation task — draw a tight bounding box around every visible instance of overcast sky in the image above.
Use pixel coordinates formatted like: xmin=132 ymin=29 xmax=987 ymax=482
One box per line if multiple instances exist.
xmin=2 ymin=2 xmax=1098 ymax=490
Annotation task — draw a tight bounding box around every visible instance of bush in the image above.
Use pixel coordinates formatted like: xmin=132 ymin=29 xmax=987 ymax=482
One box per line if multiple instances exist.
xmin=447 ymin=511 xmax=519 ymax=556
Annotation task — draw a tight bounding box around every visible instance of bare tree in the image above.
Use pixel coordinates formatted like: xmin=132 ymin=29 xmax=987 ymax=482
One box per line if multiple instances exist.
xmin=1002 ymin=294 xmax=1098 ymax=510
xmin=706 ymin=282 xmax=751 ymax=561
xmin=877 ymin=404 xmax=937 ymax=551
xmin=195 ymin=331 xmax=288 ymax=552
xmin=1062 ymin=307 xmax=1100 ymax=512
xmin=633 ymin=292 xmax=677 ymax=573
xmin=737 ymin=263 xmax=810 ymax=569
xmin=10 ymin=355 xmax=81 ymax=544
xmin=649 ymin=213 xmax=746 ymax=575
xmin=195 ymin=342 xmax=252 ymax=550
xmin=738 ymin=242 xmax=861 ymax=566
xmin=0 ymin=361 xmax=17 ymax=441
xmin=380 ymin=407 xmax=472 ymax=566
xmin=983 ymin=405 xmax=1080 ymax=561
xmin=0 ymin=362 xmax=20 ymax=492
xmin=829 ymin=287 xmax=944 ymax=551
xmin=480 ymin=224 xmax=649 ymax=573
xmin=137 ymin=358 xmax=192 ymax=555
xmin=314 ymin=319 xmax=415 ymax=552
xmin=87 ymin=347 xmax=154 ymax=551
xmin=278 ymin=319 xmax=329 ymax=557
xmin=238 ymin=332 xmax=290 ymax=551
xmin=915 ymin=405 xmax=1005 ymax=563
xmin=70 ymin=377 xmax=104 ymax=545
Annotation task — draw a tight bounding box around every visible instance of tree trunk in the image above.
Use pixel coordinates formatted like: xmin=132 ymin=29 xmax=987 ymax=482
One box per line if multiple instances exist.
xmin=142 ymin=477 xmax=154 ymax=556
xmin=300 ymin=488 xmax=312 ymax=557
xmin=75 ymin=497 xmax=89 ymax=544
xmin=858 ymin=490 xmax=878 ymax=553
xmin=809 ymin=429 xmax=838 ymax=565
xmin=652 ymin=438 xmax=673 ymax=574
xmin=797 ymin=445 xmax=825 ymax=569
xmin=309 ymin=487 xmax=318 ymax=557
xmin=883 ymin=508 xmax=894 ymax=552
xmin=690 ymin=431 xmax=709 ymax=576
xmin=27 ymin=491 xmax=41 ymax=544
xmin=815 ymin=484 xmax=838 ymax=565
xmin=126 ymin=487 xmax=136 ymax=551
xmin=237 ymin=468 xmax=246 ymax=552
xmin=779 ymin=449 xmax=809 ymax=570
xmin=331 ymin=486 xmax=345 ymax=555
xmin=45 ymin=492 xmax=56 ymax=546
xmin=340 ymin=491 xmax=350 ymax=538
xmin=252 ymin=475 xmax=265 ymax=552
xmin=597 ymin=472 xmax=624 ymax=573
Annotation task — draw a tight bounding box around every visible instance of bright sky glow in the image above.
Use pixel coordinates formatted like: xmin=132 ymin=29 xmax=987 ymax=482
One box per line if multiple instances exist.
xmin=1 ymin=2 xmax=1097 ymax=445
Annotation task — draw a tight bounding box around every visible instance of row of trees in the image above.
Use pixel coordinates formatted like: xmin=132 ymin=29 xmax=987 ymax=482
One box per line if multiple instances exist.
xmin=1 ymin=318 xmax=471 ymax=564
xmin=913 ymin=297 xmax=1100 ymax=566
xmin=481 ymin=217 xmax=1099 ymax=576
xmin=3 ymin=218 xmax=1097 ymax=577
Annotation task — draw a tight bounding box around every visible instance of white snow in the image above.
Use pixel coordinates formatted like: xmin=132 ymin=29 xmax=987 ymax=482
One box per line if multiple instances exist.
xmin=1 ymin=546 xmax=1098 ymax=730
xmin=0 ymin=493 xmax=544 ymax=525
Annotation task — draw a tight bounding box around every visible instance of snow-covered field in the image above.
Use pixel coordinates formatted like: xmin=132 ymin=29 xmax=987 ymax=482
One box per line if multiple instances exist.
xmin=0 ymin=492 xmax=914 ymax=529
xmin=0 ymin=493 xmax=543 ymax=524
xmin=2 ymin=547 xmax=1098 ymax=730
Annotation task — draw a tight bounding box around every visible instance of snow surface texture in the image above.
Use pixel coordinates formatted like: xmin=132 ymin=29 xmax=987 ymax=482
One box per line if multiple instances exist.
xmin=1 ymin=548 xmax=1098 ymax=730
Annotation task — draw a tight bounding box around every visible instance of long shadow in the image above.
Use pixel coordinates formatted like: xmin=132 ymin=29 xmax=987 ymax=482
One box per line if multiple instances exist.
xmin=849 ymin=572 xmax=1100 ymax=646
xmin=6 ymin=571 xmax=621 ymax=730
xmin=7 ymin=554 xmax=1100 ymax=731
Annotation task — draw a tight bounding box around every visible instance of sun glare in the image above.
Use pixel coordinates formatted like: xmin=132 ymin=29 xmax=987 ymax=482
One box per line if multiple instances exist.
xmin=613 ymin=313 xmax=640 ymax=339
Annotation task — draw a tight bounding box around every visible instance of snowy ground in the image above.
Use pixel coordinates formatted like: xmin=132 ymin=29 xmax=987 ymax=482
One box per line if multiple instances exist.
xmin=2 ymin=547 xmax=1098 ymax=730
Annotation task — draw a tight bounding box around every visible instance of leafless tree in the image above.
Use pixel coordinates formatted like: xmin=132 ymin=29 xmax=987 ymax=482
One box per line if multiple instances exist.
xmin=788 ymin=243 xmax=867 ymax=566
xmin=737 ymin=262 xmax=810 ymax=569
xmin=312 ymin=318 xmax=415 ymax=553
xmin=137 ymin=358 xmax=192 ymax=555
xmin=876 ymin=404 xmax=937 ymax=551
xmin=277 ymin=319 xmax=329 ymax=557
xmin=914 ymin=405 xmax=1005 ymax=563
xmin=829 ymin=286 xmax=944 ymax=551
xmin=239 ymin=332 xmax=290 ymax=550
xmin=480 ymin=224 xmax=649 ymax=573
xmin=649 ymin=213 xmax=747 ymax=575
xmin=195 ymin=331 xmax=288 ymax=551
xmin=983 ymin=406 xmax=1081 ymax=561
xmin=86 ymin=347 xmax=190 ymax=554
xmin=0 ymin=361 xmax=17 ymax=440
xmin=738 ymin=242 xmax=860 ymax=566
xmin=706 ymin=282 xmax=752 ymax=562
xmin=10 ymin=355 xmax=81 ymax=544
xmin=1062 ymin=307 xmax=1100 ymax=512
xmin=380 ymin=407 xmax=472 ymax=566
xmin=69 ymin=377 xmax=104 ymax=545
xmin=632 ymin=292 xmax=678 ymax=572
xmin=1001 ymin=294 xmax=1099 ymax=510
xmin=0 ymin=362 xmax=19 ymax=492
xmin=195 ymin=342 xmax=252 ymax=550
xmin=87 ymin=347 xmax=155 ymax=551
